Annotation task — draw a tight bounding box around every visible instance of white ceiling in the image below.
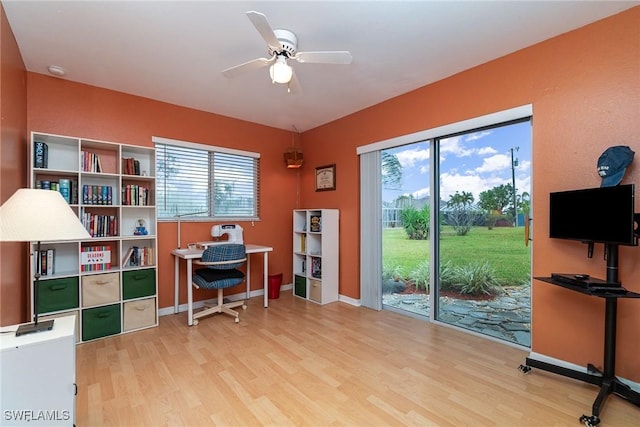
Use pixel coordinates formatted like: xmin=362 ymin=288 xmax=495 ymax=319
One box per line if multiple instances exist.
xmin=3 ymin=1 xmax=638 ymax=132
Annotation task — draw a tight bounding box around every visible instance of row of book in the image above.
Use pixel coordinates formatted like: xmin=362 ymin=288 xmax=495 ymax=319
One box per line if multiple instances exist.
xmin=81 ymin=151 xmax=103 ymax=173
xmin=81 ymin=245 xmax=112 ymax=272
xmin=82 ymin=185 xmax=113 ymax=205
xmin=122 ymin=157 xmax=141 ymax=175
xmin=122 ymin=185 xmax=150 ymax=206
xmin=36 ymin=179 xmax=77 ymax=204
xmin=82 ymin=213 xmax=118 ymax=238
xmin=122 ymin=246 xmax=155 ymax=267
xmin=35 ymin=245 xmax=154 ymax=275
xmin=34 ymin=249 xmax=55 ymax=276
xmin=35 ymin=144 xmax=148 ymax=177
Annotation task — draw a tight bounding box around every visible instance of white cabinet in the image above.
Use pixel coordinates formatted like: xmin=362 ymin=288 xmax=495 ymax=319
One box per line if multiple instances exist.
xmin=0 ymin=315 xmax=76 ymax=426
xmin=29 ymin=132 xmax=158 ymax=343
xmin=292 ymin=209 xmax=339 ymax=304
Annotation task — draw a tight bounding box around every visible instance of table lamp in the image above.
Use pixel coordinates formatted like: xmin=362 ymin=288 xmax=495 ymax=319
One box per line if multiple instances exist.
xmin=0 ymin=188 xmax=91 ymax=336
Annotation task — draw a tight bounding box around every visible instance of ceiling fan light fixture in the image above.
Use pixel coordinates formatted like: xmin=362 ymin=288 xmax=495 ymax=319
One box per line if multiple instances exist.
xmin=269 ymin=56 xmax=293 ymax=84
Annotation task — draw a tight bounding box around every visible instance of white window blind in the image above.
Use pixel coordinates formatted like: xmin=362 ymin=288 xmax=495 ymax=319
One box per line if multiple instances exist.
xmin=154 ymin=138 xmax=260 ymax=220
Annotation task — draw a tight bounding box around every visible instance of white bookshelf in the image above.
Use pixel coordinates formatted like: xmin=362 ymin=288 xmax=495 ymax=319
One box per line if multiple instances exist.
xmin=29 ymin=131 xmax=158 ymax=343
xmin=292 ymin=209 xmax=339 ymax=304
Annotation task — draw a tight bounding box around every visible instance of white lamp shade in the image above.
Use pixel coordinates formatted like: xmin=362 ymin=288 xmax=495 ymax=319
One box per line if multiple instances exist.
xmin=269 ymin=56 xmax=293 ymax=84
xmin=0 ymin=189 xmax=91 ymax=242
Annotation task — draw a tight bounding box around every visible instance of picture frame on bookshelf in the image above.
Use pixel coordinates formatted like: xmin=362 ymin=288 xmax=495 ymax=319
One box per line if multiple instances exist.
xmin=315 ymin=164 xmax=336 ymax=191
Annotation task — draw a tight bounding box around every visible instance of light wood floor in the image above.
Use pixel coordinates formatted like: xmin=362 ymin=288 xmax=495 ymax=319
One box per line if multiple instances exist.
xmin=76 ymin=291 xmax=640 ymax=426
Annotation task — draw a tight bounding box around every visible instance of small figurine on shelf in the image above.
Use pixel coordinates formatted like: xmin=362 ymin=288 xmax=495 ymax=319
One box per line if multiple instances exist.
xmin=310 ymin=215 xmax=321 ymax=232
xmin=134 ymin=218 xmax=148 ymax=235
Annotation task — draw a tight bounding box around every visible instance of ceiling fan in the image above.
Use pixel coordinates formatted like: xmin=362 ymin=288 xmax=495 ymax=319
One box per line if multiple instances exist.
xmin=221 ymin=11 xmax=353 ymax=94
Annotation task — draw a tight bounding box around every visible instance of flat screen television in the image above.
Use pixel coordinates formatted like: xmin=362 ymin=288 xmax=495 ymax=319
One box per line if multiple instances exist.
xmin=549 ymin=184 xmax=637 ymax=246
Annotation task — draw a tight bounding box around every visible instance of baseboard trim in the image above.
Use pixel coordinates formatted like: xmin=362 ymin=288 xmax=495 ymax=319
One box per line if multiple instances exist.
xmin=158 ymin=283 xmax=294 ymax=317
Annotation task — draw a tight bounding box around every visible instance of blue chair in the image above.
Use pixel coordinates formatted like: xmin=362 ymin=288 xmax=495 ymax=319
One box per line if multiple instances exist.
xmin=191 ymin=244 xmax=247 ymax=324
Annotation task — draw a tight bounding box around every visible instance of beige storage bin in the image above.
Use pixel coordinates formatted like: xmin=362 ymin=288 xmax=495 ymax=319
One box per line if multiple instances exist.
xmin=82 ymin=272 xmax=120 ymax=307
xmin=39 ymin=311 xmax=80 ymax=342
xmin=309 ymin=279 xmax=322 ymax=303
xmin=123 ymin=297 xmax=156 ymax=332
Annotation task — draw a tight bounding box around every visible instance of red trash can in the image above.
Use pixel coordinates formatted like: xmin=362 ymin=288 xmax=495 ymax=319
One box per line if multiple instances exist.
xmin=268 ymin=273 xmax=283 ymax=299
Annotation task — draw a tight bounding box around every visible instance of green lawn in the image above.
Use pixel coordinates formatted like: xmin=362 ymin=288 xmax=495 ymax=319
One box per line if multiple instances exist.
xmin=382 ymin=226 xmax=531 ymax=286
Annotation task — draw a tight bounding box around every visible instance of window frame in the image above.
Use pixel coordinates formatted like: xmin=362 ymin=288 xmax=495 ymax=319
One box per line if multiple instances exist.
xmin=153 ymin=136 xmax=261 ymax=222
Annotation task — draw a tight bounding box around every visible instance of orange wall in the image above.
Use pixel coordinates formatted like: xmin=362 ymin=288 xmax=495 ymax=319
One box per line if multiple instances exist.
xmin=3 ymin=4 xmax=639 ymax=382
xmin=25 ymin=74 xmax=298 ymax=310
xmin=0 ymin=3 xmax=28 ymax=325
xmin=301 ymin=7 xmax=640 ymax=381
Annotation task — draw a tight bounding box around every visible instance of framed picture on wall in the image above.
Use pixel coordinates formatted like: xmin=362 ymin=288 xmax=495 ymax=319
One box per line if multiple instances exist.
xmin=315 ymin=164 xmax=336 ymax=191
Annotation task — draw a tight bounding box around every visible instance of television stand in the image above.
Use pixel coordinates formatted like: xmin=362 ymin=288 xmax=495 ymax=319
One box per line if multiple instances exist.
xmin=519 ymin=245 xmax=640 ymax=426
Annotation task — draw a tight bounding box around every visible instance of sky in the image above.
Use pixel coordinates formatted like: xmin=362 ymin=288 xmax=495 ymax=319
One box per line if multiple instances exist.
xmin=382 ymin=120 xmax=532 ymax=206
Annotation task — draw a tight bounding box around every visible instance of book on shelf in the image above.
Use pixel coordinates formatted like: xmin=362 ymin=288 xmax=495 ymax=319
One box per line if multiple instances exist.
xmin=34 ymin=141 xmax=48 ymax=168
xmin=81 ymin=151 xmax=102 ymax=173
xmin=82 ymin=185 xmax=113 ymax=205
xmin=34 ymin=249 xmax=55 ymax=276
xmin=121 ymin=247 xmax=134 ymax=268
xmin=122 ymin=157 xmax=141 ymax=175
xmin=82 ymin=213 xmax=118 ymax=237
xmin=71 ymin=180 xmax=78 ymax=204
xmin=46 ymin=249 xmax=55 ymax=276
xmin=40 ymin=250 xmax=47 ymax=276
xmin=122 ymin=246 xmax=154 ymax=267
xmin=311 ymin=257 xmax=322 ymax=278
xmin=58 ymin=179 xmax=71 ymax=203
xmin=122 ymin=184 xmax=149 ymax=206
xmin=81 ymin=245 xmax=112 ymax=272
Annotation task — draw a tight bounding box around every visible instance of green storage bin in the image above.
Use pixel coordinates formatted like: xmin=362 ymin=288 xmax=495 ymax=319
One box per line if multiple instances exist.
xmin=82 ymin=304 xmax=121 ymax=341
xmin=37 ymin=277 xmax=79 ymax=314
xmin=294 ymin=275 xmax=307 ymax=298
xmin=122 ymin=268 xmax=156 ymax=300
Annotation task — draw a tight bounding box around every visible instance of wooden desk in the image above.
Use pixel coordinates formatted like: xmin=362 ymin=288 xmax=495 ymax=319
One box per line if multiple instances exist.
xmin=171 ymin=244 xmax=273 ymax=326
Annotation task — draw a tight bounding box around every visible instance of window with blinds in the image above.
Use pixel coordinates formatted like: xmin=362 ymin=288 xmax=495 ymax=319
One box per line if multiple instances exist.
xmin=154 ymin=138 xmax=260 ymax=220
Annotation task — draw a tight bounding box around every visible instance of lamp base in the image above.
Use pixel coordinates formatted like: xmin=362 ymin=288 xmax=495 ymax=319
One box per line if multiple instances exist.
xmin=15 ymin=319 xmax=54 ymax=336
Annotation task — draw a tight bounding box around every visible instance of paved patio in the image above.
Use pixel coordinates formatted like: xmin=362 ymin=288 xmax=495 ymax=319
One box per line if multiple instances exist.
xmin=383 ymin=286 xmax=531 ymax=347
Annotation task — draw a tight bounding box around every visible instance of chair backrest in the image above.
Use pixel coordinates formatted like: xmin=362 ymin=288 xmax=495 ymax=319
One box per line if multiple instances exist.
xmin=200 ymin=244 xmax=246 ymax=270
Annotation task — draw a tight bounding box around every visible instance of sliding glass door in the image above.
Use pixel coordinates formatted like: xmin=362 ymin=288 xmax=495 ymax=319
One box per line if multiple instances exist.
xmin=381 ymin=141 xmax=431 ymax=317
xmin=377 ymin=116 xmax=532 ymax=346
xmin=434 ymin=120 xmax=532 ymax=346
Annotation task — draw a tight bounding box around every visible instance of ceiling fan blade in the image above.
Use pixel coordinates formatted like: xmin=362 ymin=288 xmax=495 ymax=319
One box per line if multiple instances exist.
xmin=287 ymin=70 xmax=302 ymax=95
xmin=294 ymin=51 xmax=352 ymax=64
xmin=221 ymin=57 xmax=274 ymax=78
xmin=246 ymin=11 xmax=281 ymax=52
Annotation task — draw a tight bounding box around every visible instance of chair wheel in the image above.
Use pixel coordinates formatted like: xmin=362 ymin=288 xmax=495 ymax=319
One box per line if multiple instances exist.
xmin=192 ymin=319 xmax=199 ymax=326
xmin=242 ymin=304 xmax=247 ymax=310
xmin=234 ymin=317 xmax=240 ymax=323
xmin=579 ymin=415 xmax=600 ymax=427
xmin=518 ymin=364 xmax=531 ymax=374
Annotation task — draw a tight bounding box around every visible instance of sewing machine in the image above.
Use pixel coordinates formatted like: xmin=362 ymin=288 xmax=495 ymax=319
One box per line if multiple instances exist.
xmin=197 ymin=224 xmax=244 ymax=248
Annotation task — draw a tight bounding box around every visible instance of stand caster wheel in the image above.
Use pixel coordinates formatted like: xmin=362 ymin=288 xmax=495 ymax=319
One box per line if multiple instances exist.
xmin=518 ymin=364 xmax=531 ymax=374
xmin=242 ymin=304 xmax=247 ymax=310
xmin=579 ymin=414 xmax=600 ymax=427
xmin=234 ymin=317 xmax=240 ymax=323
xmin=192 ymin=319 xmax=199 ymax=326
